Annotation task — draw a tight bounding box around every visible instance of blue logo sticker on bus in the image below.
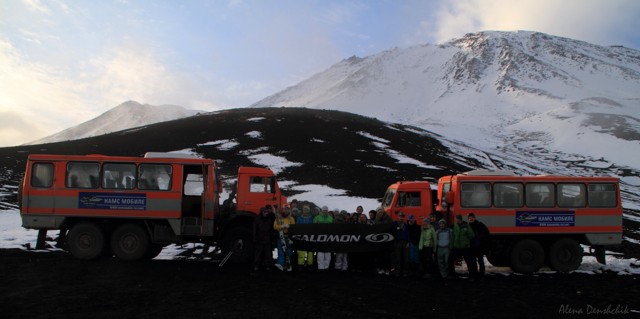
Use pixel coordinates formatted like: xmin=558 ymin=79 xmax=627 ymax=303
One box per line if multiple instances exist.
xmin=79 ymin=192 xmax=147 ymax=210
xmin=516 ymin=211 xmax=575 ymax=227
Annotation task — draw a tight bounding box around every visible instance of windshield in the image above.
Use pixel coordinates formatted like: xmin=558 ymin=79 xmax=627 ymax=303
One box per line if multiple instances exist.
xmin=382 ymin=188 xmax=397 ymax=209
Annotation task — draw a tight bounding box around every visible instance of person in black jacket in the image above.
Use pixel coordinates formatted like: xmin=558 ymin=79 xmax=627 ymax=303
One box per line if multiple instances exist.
xmin=407 ymin=215 xmax=422 ymax=277
xmin=253 ymin=206 xmax=275 ymax=271
xmin=468 ymin=212 xmax=490 ymax=279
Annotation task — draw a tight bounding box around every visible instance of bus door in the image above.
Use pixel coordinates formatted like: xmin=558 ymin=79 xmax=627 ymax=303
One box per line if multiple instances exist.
xmin=182 ymin=165 xmax=205 ymax=234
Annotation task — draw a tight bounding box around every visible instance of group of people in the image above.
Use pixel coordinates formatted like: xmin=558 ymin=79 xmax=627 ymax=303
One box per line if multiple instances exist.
xmin=252 ymin=201 xmax=490 ymax=281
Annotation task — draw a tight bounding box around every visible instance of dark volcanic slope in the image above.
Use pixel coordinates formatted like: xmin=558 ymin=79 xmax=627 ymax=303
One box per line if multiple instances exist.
xmin=0 ymin=108 xmax=478 ymax=208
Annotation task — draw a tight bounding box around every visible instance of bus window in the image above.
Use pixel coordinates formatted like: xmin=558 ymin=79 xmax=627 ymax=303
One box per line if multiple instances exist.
xmin=461 ymin=183 xmax=491 ymax=208
xmin=558 ymin=183 xmax=586 ymax=208
xmin=588 ymin=183 xmax=617 ymax=208
xmin=397 ymin=191 xmax=421 ymax=207
xmin=184 ymin=173 xmax=204 ymax=196
xmin=526 ymin=183 xmax=555 ymax=208
xmin=249 ymin=176 xmax=274 ymax=193
xmin=494 ymin=183 xmax=523 ymax=208
xmin=139 ymin=164 xmax=172 ymax=190
xmin=31 ymin=163 xmax=54 ymax=188
xmin=67 ymin=162 xmax=100 ymax=189
xmin=440 ymin=182 xmax=451 ymax=207
xmin=382 ymin=188 xmax=396 ymax=209
xmin=102 ymin=163 xmax=136 ymax=189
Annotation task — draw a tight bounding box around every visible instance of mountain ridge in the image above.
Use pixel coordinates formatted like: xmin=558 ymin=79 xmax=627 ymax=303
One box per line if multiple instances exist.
xmin=26 ymin=101 xmax=202 ymax=145
xmin=251 ymin=30 xmax=640 ymax=171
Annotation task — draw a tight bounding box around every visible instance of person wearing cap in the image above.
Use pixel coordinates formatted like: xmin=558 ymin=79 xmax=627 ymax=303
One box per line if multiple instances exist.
xmin=253 ymin=205 xmax=276 ymax=271
xmin=296 ymin=205 xmax=315 ymax=271
xmin=273 ymin=205 xmax=295 ymax=271
xmin=419 ymin=217 xmax=437 ymax=279
xmin=451 ymin=214 xmax=476 ymax=280
xmin=468 ymin=212 xmax=490 ymax=279
xmin=313 ymin=206 xmax=334 ymax=272
xmin=435 ymin=219 xmax=453 ymax=279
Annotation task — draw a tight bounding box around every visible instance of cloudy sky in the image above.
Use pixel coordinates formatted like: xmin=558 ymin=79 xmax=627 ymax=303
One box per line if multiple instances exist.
xmin=1 ymin=0 xmax=639 ymax=146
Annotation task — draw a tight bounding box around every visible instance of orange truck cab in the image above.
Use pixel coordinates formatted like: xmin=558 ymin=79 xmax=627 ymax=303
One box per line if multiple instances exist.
xmin=381 ymin=181 xmax=437 ymax=223
xmin=20 ymin=152 xmax=287 ymax=263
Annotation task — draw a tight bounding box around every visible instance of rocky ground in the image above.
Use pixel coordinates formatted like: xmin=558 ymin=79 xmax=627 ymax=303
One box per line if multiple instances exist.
xmin=1 ymin=249 xmax=638 ymax=319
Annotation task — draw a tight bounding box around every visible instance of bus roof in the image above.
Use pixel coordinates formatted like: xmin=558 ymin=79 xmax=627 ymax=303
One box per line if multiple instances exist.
xmin=449 ymin=174 xmax=618 ymax=183
xmin=27 ymin=153 xmax=214 ymax=165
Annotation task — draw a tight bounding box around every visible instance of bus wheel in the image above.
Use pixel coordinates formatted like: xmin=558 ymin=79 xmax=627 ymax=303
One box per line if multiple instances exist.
xmin=67 ymin=222 xmax=105 ymax=260
xmin=222 ymin=227 xmax=253 ymax=264
xmin=510 ymin=239 xmax=544 ymax=274
xmin=111 ymin=223 xmax=150 ymax=261
xmin=548 ymin=238 xmax=583 ymax=272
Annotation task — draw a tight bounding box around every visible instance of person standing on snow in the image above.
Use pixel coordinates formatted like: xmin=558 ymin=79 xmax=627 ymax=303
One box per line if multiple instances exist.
xmin=375 ymin=207 xmax=393 ymax=275
xmin=273 ymin=205 xmax=295 ymax=271
xmin=435 ymin=219 xmax=454 ymax=279
xmin=393 ymin=212 xmax=410 ymax=277
xmin=407 ymin=215 xmax=422 ymax=277
xmin=468 ymin=212 xmax=490 ymax=280
xmin=253 ymin=206 xmax=275 ymax=271
xmin=418 ymin=217 xmax=437 ymax=279
xmin=313 ymin=206 xmax=334 ymax=272
xmin=333 ymin=211 xmax=349 ymax=271
xmin=296 ymin=205 xmax=315 ymax=271
xmin=451 ymin=214 xmax=476 ymax=280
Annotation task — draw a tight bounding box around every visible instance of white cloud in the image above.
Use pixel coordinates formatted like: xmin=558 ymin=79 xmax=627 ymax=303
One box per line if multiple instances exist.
xmin=0 ymin=39 xmax=210 ymax=146
xmin=21 ymin=0 xmax=50 ymax=14
xmin=0 ymin=111 xmax=48 ymax=146
xmin=0 ymin=39 xmax=93 ymax=145
xmin=88 ymin=47 xmax=176 ymax=108
xmin=431 ymin=0 xmax=640 ymax=47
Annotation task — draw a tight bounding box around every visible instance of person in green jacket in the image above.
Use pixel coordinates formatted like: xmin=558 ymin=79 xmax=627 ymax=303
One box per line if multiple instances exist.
xmin=313 ymin=206 xmax=334 ymax=271
xmin=451 ymin=214 xmax=476 ymax=280
xmin=418 ymin=218 xmax=437 ymax=279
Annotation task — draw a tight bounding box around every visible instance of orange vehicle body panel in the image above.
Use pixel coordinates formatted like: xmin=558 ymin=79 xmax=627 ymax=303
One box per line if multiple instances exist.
xmin=382 ymin=181 xmax=434 ymax=223
xmin=20 ymin=154 xmax=286 ymax=237
xmin=436 ymin=174 xmax=623 ymax=241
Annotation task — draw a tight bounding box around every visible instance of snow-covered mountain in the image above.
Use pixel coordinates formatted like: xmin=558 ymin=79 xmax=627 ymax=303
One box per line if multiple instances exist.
xmin=27 ymin=101 xmax=202 ymax=145
xmin=251 ymin=30 xmax=640 ymax=208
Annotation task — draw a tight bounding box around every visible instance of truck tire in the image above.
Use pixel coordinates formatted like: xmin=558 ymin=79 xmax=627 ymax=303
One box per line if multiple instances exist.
xmin=67 ymin=222 xmax=105 ymax=260
xmin=222 ymin=227 xmax=254 ymax=264
xmin=111 ymin=223 xmax=150 ymax=261
xmin=548 ymin=238 xmax=583 ymax=272
xmin=510 ymin=239 xmax=544 ymax=274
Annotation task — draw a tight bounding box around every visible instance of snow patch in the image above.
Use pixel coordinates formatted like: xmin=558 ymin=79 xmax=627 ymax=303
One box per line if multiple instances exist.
xmin=247 ymin=153 xmax=302 ymax=175
xmin=246 ymin=131 xmax=262 ymax=139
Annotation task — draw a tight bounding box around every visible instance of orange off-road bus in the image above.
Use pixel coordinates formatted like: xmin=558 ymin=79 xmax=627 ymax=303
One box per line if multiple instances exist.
xmin=20 ymin=153 xmax=287 ymax=263
xmin=381 ymin=170 xmax=623 ymax=273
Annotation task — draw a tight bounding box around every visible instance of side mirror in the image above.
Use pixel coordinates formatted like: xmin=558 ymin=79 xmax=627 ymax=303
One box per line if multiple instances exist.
xmin=445 ymin=191 xmax=454 ymax=206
